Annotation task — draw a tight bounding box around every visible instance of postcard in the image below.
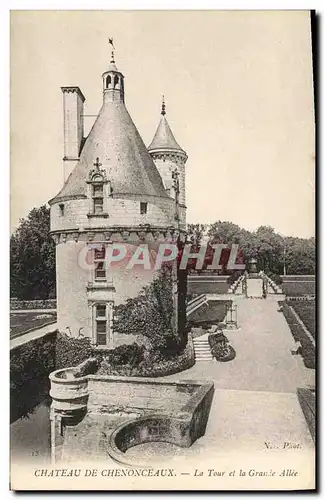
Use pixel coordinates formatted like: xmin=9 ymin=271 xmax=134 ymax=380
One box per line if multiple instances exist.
xmin=10 ymin=10 xmax=316 ymax=491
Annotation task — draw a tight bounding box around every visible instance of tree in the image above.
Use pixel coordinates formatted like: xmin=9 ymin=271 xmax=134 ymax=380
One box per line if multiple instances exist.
xmin=10 ymin=205 xmax=56 ymax=300
xmin=114 ymin=265 xmax=186 ymax=357
xmin=194 ymin=220 xmax=315 ymax=276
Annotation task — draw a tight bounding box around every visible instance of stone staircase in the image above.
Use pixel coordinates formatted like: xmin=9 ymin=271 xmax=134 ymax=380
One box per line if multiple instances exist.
xmin=193 ymin=337 xmax=213 ymax=362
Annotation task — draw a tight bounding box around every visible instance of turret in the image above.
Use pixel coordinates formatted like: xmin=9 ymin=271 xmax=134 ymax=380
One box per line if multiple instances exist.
xmin=148 ymin=97 xmax=188 ymax=228
xmin=102 ymin=51 xmax=124 ymax=103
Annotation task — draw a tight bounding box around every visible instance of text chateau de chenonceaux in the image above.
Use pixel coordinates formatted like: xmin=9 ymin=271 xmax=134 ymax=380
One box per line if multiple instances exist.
xmin=10 ymin=41 xmax=315 ymax=478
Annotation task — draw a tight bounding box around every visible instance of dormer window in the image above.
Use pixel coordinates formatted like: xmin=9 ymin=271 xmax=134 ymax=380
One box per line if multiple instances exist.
xmin=87 ymin=157 xmax=110 ymax=218
xmin=140 ymin=202 xmax=148 ymax=215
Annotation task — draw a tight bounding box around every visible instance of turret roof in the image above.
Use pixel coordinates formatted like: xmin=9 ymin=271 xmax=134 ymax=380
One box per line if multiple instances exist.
xmin=148 ymin=98 xmax=185 ymax=154
xmin=50 ymin=73 xmax=169 ymax=204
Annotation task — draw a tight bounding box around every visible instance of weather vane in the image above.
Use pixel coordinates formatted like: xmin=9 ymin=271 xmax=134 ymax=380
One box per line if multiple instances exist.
xmin=109 ymin=37 xmax=115 ymax=62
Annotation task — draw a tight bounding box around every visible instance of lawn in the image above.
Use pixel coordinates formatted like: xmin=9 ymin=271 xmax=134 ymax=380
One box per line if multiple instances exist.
xmin=281 ymin=277 xmax=315 ymax=297
xmin=289 ymin=301 xmax=316 ymax=339
xmin=10 ymin=312 xmax=57 ymax=339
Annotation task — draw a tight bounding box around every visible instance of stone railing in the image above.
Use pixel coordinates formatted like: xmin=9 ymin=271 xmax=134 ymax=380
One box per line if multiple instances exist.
xmin=227 ymin=275 xmax=245 ymax=294
xmin=186 ymin=294 xmax=207 ymax=317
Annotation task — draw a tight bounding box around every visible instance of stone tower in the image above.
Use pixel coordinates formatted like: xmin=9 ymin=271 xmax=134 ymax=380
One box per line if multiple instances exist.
xmin=49 ymin=51 xmax=186 ymax=348
xmin=148 ymin=97 xmax=188 ymax=230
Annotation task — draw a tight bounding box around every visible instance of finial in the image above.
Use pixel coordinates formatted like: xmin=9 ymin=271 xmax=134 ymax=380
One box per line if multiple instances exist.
xmin=161 ymin=95 xmax=166 ymax=116
xmin=93 ymin=157 xmax=102 ymax=170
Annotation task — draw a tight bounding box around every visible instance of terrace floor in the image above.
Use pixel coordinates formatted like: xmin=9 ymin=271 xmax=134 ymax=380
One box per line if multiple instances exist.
xmin=173 ymin=298 xmax=315 ymax=393
xmin=160 ymin=297 xmax=315 ymax=463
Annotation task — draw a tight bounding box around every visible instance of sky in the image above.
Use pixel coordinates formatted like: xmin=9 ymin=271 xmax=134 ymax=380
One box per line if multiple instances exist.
xmin=10 ymin=10 xmax=315 ymax=238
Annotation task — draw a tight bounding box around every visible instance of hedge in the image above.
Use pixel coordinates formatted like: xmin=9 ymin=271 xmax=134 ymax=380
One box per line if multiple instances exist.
xmin=10 ymin=331 xmax=100 ymax=391
xmin=10 ymin=298 xmax=57 ymax=310
xmin=10 ymin=331 xmax=56 ymax=391
xmin=280 ymin=301 xmax=315 ymax=369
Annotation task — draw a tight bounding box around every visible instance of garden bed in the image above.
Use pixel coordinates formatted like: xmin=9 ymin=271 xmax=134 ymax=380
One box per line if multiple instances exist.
xmin=289 ymin=300 xmax=315 ymax=340
xmin=279 ymin=301 xmax=315 ymax=369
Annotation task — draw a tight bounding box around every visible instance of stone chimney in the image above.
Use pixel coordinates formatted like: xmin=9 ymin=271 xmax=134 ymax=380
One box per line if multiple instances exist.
xmin=61 ymin=87 xmax=85 ymax=181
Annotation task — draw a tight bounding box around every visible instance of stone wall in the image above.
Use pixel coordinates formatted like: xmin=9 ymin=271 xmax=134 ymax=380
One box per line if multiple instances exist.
xmin=50 ymin=195 xmax=175 ymax=233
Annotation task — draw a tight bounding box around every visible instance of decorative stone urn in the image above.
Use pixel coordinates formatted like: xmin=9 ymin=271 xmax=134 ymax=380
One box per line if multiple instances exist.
xmin=247 ymin=258 xmax=259 ymax=277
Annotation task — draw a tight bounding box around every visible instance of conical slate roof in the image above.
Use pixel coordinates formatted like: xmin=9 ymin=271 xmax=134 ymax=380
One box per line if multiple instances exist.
xmin=148 ymin=110 xmax=185 ymax=154
xmin=51 ymin=99 xmax=169 ymax=203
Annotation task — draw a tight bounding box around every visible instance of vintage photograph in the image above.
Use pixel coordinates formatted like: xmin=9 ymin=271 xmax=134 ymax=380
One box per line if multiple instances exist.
xmin=10 ymin=10 xmax=316 ymax=490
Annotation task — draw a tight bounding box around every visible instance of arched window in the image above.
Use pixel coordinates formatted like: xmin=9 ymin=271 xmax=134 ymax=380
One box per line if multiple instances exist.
xmin=114 ymin=75 xmax=119 ymax=88
xmin=106 ymin=75 xmax=112 ymax=88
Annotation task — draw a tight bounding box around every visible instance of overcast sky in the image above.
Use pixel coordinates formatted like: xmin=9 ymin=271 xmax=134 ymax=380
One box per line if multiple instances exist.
xmin=10 ymin=10 xmax=315 ymax=237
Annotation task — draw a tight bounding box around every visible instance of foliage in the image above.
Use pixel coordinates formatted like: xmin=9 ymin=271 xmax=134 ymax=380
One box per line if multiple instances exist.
xmin=186 ymin=223 xmax=208 ymax=245
xmin=10 ymin=205 xmax=56 ymax=300
xmin=10 ymin=331 xmax=56 ymax=391
xmin=199 ymin=220 xmax=316 ymax=276
xmin=114 ymin=266 xmax=186 ymax=357
xmin=208 ymin=332 xmax=236 ymax=362
xmin=55 ymin=332 xmax=95 ymax=370
xmin=106 ymin=343 xmax=145 ymax=367
xmin=98 ymin=338 xmax=195 ymax=378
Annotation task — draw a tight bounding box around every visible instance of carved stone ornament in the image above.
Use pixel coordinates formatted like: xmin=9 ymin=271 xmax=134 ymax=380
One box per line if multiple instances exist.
xmin=104 ymin=231 xmax=112 ymax=242
xmin=51 ymin=234 xmax=60 ymax=245
xmin=138 ymin=230 xmax=146 ymax=242
xmin=72 ymin=232 xmax=79 ymax=242
xmin=88 ymin=157 xmax=108 ymax=183
xmin=121 ymin=230 xmax=130 ymax=242
xmin=87 ymin=231 xmax=95 ymax=242
xmin=61 ymin=233 xmax=67 ymax=243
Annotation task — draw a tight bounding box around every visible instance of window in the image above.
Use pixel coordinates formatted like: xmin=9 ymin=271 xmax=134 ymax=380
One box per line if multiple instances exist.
xmin=106 ymin=75 xmax=111 ymax=87
xmin=140 ymin=202 xmax=148 ymax=215
xmin=94 ymin=246 xmax=106 ymax=280
xmin=95 ymin=304 xmax=109 ymax=346
xmin=93 ymin=184 xmax=104 ymax=214
xmin=114 ymin=75 xmax=119 ymax=87
xmin=59 ymin=203 xmax=64 ymax=216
